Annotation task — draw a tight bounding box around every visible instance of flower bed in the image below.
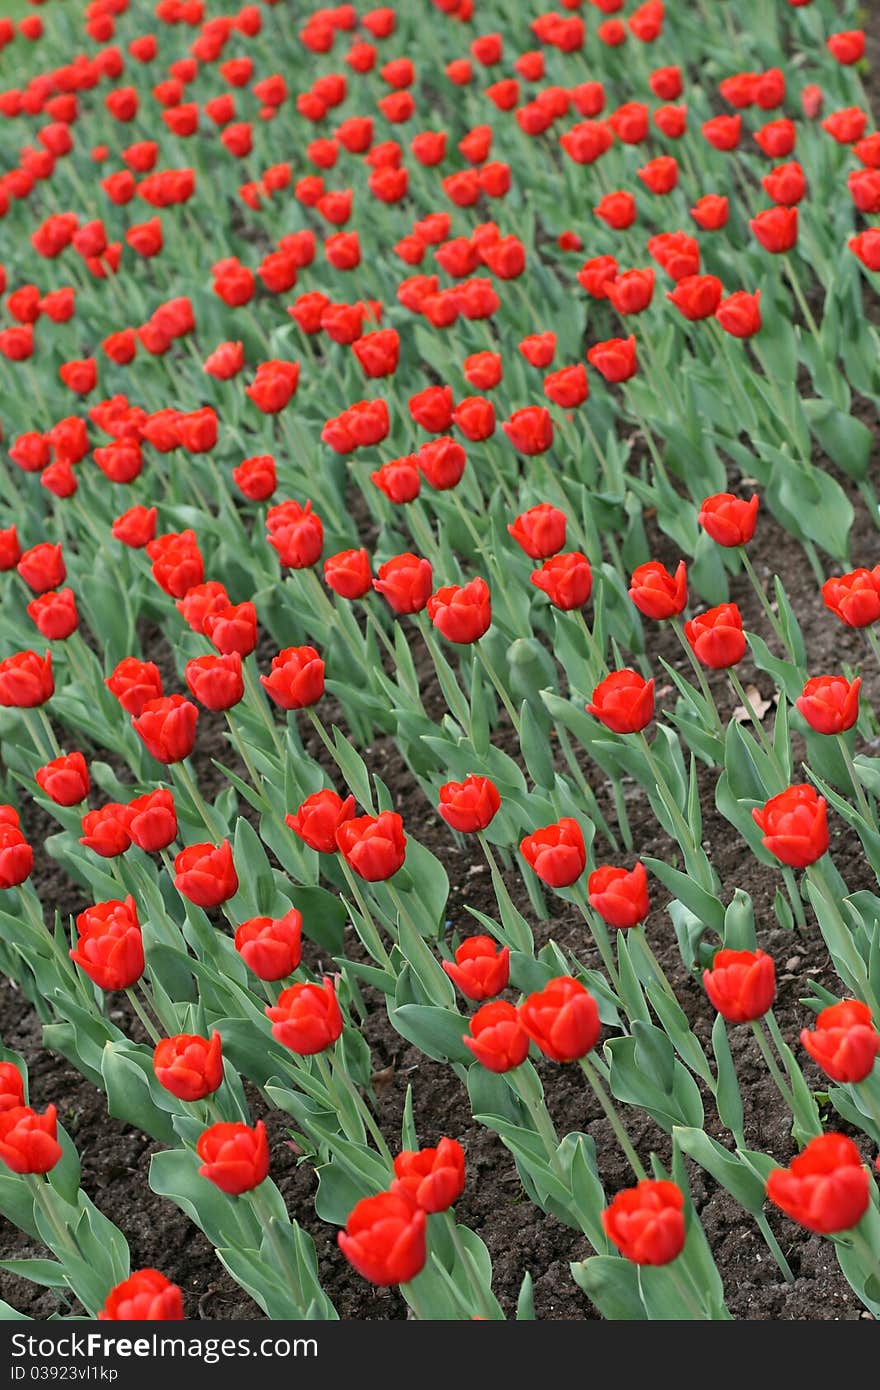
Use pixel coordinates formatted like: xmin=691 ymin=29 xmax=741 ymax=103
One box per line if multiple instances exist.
xmin=0 ymin=0 xmax=879 ymax=1323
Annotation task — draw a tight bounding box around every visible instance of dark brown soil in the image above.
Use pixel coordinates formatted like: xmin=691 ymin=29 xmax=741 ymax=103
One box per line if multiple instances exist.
xmin=2 ymin=1 xmax=880 ymax=1326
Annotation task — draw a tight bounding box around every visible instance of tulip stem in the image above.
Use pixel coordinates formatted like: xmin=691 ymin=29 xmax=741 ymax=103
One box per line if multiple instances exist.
xmin=574 ymin=609 xmax=606 ymax=679
xmin=750 ymin=1020 xmax=796 ymax=1114
xmin=476 ymin=645 xmax=521 ymax=735
xmin=22 ymin=708 xmax=53 ymax=762
xmin=415 ymin=613 xmax=471 ymax=730
xmin=313 ymin=1050 xmax=362 ymax=1148
xmin=400 ymin=1279 xmax=433 ymax=1321
xmin=125 ymin=987 xmax=161 ymax=1046
xmin=633 ymin=924 xmax=676 ymax=998
xmin=242 ymin=661 xmax=285 ymax=761
xmin=635 ymin=733 xmax=700 ymax=863
xmin=843 ymin=1226 xmax=880 ymax=1290
xmin=727 ymin=667 xmax=785 ymax=784
xmin=579 ymin=1055 xmax=647 ymax=1180
xmin=865 ymin=626 xmax=880 ymax=670
xmin=225 ymin=714 xmax=264 ymax=796
xmin=25 ymin=1175 xmax=83 ymax=1267
xmin=783 ymin=256 xmax=822 ymax=344
xmin=337 ymin=858 xmax=395 ymax=972
xmin=443 ymin=1210 xmax=497 ymax=1320
xmin=174 ymin=759 xmax=226 ymax=841
xmin=508 ymin=1064 xmax=562 ymax=1175
xmin=804 ymin=861 xmax=880 ymax=1018
xmin=669 ymin=618 xmax=724 ymax=740
xmin=363 ymin=603 xmax=400 ymax=669
xmin=836 ymin=734 xmax=874 ymax=826
xmin=664 ymin=1262 xmax=707 ymax=1320
xmin=738 ymin=548 xmax=793 ymax=657
xmin=330 ymin=1048 xmax=394 ymax=1169
xmin=571 ymin=885 xmax=621 ymax=994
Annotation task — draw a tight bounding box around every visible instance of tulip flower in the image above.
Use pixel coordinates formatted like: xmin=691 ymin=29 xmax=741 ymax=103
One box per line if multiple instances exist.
xmin=35 ymin=752 xmax=89 ymax=806
xmin=698 ymin=493 xmax=759 ymax=546
xmin=628 ymin=561 xmax=686 ymax=619
xmin=587 ymin=670 xmax=655 ymax=733
xmin=153 ymin=1032 xmax=223 ymax=1102
xmin=132 ymin=695 xmax=199 ymax=763
xmin=392 ymin=1138 xmax=466 ymax=1212
xmin=127 ymin=790 xmax=177 ymax=853
xmin=235 ymin=910 xmax=303 ymax=981
xmin=173 ymin=841 xmax=238 ymax=908
xmin=99 ymin=1270 xmax=184 ymax=1321
xmin=531 ymin=553 xmax=592 ymax=610
xmin=588 ymin=864 xmax=650 ymax=928
xmin=752 ymin=785 xmax=829 ymax=868
xmin=684 ymin=604 xmax=746 ymax=668
xmin=427 ymin=578 xmax=491 ymax=643
xmin=442 ymin=937 xmax=510 ymax=1001
xmin=766 ymin=1134 xmax=869 ymax=1234
xmin=338 ymin=1190 xmax=427 ymax=1285
xmin=197 ymin=1120 xmax=269 ymax=1195
xmin=286 ymin=790 xmax=356 ymax=853
xmin=508 ymin=504 xmax=567 ymax=559
xmin=71 ymin=897 xmax=144 ymax=991
xmin=464 ymin=1001 xmax=530 ymax=1072
xmin=519 ymin=976 xmax=600 ymax=1062
xmin=520 ymin=818 xmax=586 ymax=887
xmin=266 ymin=977 xmax=343 ymax=1053
xmin=0 ymin=1105 xmax=63 ymax=1175
xmin=796 ymin=676 xmax=860 ymax=735
xmin=437 ymin=775 xmax=500 ymax=832
xmin=601 ymin=1180 xmax=685 ymax=1265
xmin=336 ymin=811 xmax=406 ymax=881
xmin=800 ymin=1000 xmax=879 ymax=1084
xmin=703 ymin=949 xmax=776 ymax=1023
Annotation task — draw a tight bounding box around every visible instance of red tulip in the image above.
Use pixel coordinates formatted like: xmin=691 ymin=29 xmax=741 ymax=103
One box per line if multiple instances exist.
xmin=132 ymin=695 xmax=198 ymax=762
xmin=392 ymin=1138 xmax=466 ymax=1212
xmin=508 ymin=504 xmax=566 ymax=560
xmin=0 ymin=824 xmax=34 ymax=890
xmin=463 ymin=1000 xmax=529 ymax=1072
xmin=684 ymin=603 xmax=746 ymax=668
xmin=437 ymin=774 xmax=500 ymax=832
xmin=71 ymin=896 xmax=144 ymax=991
xmin=822 ymin=568 xmax=880 ymax=627
xmin=519 ymin=975 xmax=600 ymax=1061
xmin=588 ymin=863 xmax=649 ymax=928
xmin=153 ymin=1032 xmax=223 ymax=1102
xmin=173 ymin=841 xmax=238 ymax=908
xmin=443 ymin=936 xmax=510 ymax=1001
xmin=703 ymin=948 xmax=776 ymax=1022
xmin=261 ymin=646 xmax=325 ymax=709
xmin=267 ymin=977 xmax=343 ymax=1053
xmin=0 ymin=650 xmax=54 ymax=708
xmin=127 ymin=789 xmax=177 ymax=853
xmin=374 ymin=553 xmax=433 ymax=614
xmin=796 ymin=676 xmax=860 ymax=734
xmin=35 ymin=752 xmax=89 ymax=806
xmin=502 ymin=406 xmax=553 ymax=455
xmin=99 ymin=1270 xmax=183 ymax=1321
xmin=766 ymin=1134 xmax=869 ymax=1234
xmin=197 ymin=1120 xmax=269 ymax=1195
xmin=587 ymin=335 xmax=637 ymax=382
xmin=324 ymin=548 xmax=372 ymax=599
xmin=338 ymin=1190 xmax=427 ymax=1285
xmin=602 ymin=1180 xmax=685 ymax=1264
xmin=185 ymin=654 xmax=244 ymax=711
xmin=427 ymin=578 xmax=491 ymax=643
xmin=531 ymin=552 xmax=592 ymax=610
xmin=628 ymin=560 xmax=686 ymax=619
xmin=0 ymin=1105 xmax=62 ymax=1175
xmin=698 ymin=493 xmax=759 ymax=546
xmin=752 ymin=784 xmax=829 ymax=868
xmin=587 ymin=669 xmax=655 ymax=733
xmin=0 ymin=1064 xmax=25 ymax=1114
xmin=235 ymin=909 xmax=303 ymax=981
xmin=520 ymin=818 xmax=586 ymax=888
xmin=80 ymin=804 xmax=132 ymax=859
xmin=716 ymin=290 xmax=762 ymax=338
xmin=336 ymin=811 xmax=406 ymax=881
xmin=800 ymin=1000 xmax=878 ymax=1083
xmin=750 ymin=206 xmax=798 ymax=253
xmin=286 ymin=789 xmax=356 ymax=854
